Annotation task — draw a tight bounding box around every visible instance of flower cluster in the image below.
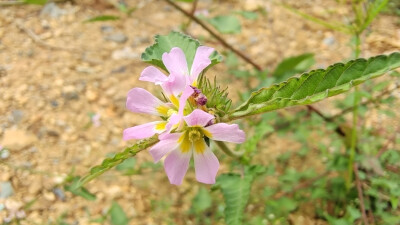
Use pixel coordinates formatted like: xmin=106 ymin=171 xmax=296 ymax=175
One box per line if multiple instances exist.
xmin=123 ymin=47 xmax=245 ymax=185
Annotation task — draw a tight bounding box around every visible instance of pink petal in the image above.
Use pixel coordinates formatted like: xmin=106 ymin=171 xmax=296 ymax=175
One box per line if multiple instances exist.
xmin=164 ymin=149 xmax=192 ymax=185
xmin=178 ymin=86 xmax=194 ymax=116
xmin=184 ymin=109 xmax=214 ymax=127
xmin=204 ymin=123 xmax=245 ymax=143
xmin=190 ymin=46 xmax=214 ymax=82
xmin=126 ymin=88 xmax=166 ymax=116
xmin=161 ymin=73 xmax=186 ymax=97
xmin=140 ymin=66 xmax=168 ymax=85
xmin=165 ymin=86 xmax=194 ymax=131
xmin=193 ymin=143 xmax=219 ymax=184
xmin=149 ymin=133 xmax=181 ymax=162
xmin=123 ymin=121 xmax=162 ymax=140
xmin=162 ymin=47 xmax=188 ymax=76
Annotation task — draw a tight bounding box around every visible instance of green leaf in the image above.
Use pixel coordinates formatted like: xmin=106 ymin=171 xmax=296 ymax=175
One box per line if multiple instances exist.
xmin=75 ymin=136 xmax=158 ymax=189
xmin=116 ymin=158 xmax=136 ymax=171
xmin=175 ymin=0 xmax=194 ymax=2
xmin=190 ymin=187 xmax=212 ymax=214
xmin=141 ymin=31 xmax=222 ymax=72
xmin=84 ymin=15 xmax=120 ymax=23
xmin=64 ymin=177 xmax=96 ymax=201
xmin=235 ymin=11 xmax=258 ymax=20
xmin=265 ymin=197 xmax=298 ymax=217
xmin=207 ymin=15 xmax=241 ymax=34
xmin=346 ymin=206 xmax=361 ymax=222
xmin=230 ymin=52 xmax=400 ymax=120
xmin=23 ymin=0 xmax=47 ymax=5
xmin=273 ymin=53 xmax=315 ymax=82
xmin=109 ymin=202 xmax=129 ymax=225
xmin=216 ymin=165 xmax=265 ymax=225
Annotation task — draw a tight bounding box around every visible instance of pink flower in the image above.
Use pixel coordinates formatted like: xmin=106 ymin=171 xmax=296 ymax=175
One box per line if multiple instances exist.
xmin=140 ymin=46 xmax=215 ymax=89
xmin=123 ymin=88 xmax=171 ymax=140
xmin=123 ymin=85 xmax=194 ymax=140
xmin=149 ymin=109 xmax=245 ymax=185
xmin=123 ymin=46 xmax=245 ymax=185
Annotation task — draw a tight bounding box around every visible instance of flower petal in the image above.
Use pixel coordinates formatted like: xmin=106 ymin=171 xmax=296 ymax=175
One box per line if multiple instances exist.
xmin=162 ymin=47 xmax=188 ymax=76
xmin=123 ymin=121 xmax=166 ymax=141
xmin=165 ymin=86 xmax=194 ymax=132
xmin=140 ymin=66 xmax=168 ymax=84
xmin=149 ymin=133 xmax=181 ymax=162
xmin=190 ymin=46 xmax=214 ymax=83
xmin=126 ymin=88 xmax=168 ymax=116
xmin=161 ymin=73 xmax=186 ymax=97
xmin=193 ymin=140 xmax=219 ymax=184
xmin=184 ymin=109 xmax=214 ymax=127
xmin=164 ymin=149 xmax=192 ymax=185
xmin=203 ymin=123 xmax=245 ymax=143
xmin=178 ymin=85 xmax=194 ymax=116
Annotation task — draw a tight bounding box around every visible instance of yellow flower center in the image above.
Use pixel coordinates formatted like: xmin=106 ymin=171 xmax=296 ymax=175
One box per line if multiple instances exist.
xmin=167 ymin=109 xmax=177 ymax=117
xmin=188 ymin=129 xmax=202 ymax=142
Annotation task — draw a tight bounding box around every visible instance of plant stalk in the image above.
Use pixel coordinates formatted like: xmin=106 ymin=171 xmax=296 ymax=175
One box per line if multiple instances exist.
xmin=346 ymin=33 xmax=361 ymax=189
xmin=214 ymin=141 xmax=245 ymax=158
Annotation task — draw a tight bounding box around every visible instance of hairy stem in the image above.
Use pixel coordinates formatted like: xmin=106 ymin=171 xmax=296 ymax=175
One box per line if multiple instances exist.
xmin=346 ymin=34 xmax=361 ymax=189
xmin=214 ymin=141 xmax=245 ymax=158
xmin=76 ymin=136 xmax=159 ymax=189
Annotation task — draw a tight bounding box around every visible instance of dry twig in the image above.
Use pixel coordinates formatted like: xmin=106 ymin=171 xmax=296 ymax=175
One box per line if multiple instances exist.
xmin=354 ymin=163 xmax=370 ymax=225
xmin=330 ymin=85 xmax=399 ymax=120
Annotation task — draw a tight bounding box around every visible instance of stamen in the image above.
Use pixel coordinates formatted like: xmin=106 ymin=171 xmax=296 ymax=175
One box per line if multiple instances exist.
xmin=188 ymin=129 xmax=203 ymax=142
xmin=167 ymin=109 xmax=177 ymax=117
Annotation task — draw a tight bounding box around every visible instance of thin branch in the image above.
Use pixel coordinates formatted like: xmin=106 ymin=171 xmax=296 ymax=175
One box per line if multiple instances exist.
xmin=214 ymin=141 xmax=245 ymax=158
xmin=307 ymin=105 xmax=334 ymax=122
xmin=164 ymin=0 xmax=263 ymax=71
xmin=186 ymin=0 xmax=198 ymax=28
xmin=385 ymin=165 xmax=400 ymax=173
xmin=273 ymin=171 xmax=330 ymax=199
xmin=376 ymin=132 xmax=397 ymax=158
xmin=329 ymin=85 xmax=399 ymax=120
xmin=306 ymin=105 xmax=350 ymax=140
xmin=354 ymin=163 xmax=370 ymax=225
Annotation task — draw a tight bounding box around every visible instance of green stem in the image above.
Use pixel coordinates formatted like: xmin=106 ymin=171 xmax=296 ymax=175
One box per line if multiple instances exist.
xmin=215 ymin=141 xmax=245 ymax=158
xmin=346 ymin=34 xmax=361 ymax=189
xmin=75 ymin=136 xmax=159 ymax=189
xmin=354 ymin=34 xmax=361 ymax=59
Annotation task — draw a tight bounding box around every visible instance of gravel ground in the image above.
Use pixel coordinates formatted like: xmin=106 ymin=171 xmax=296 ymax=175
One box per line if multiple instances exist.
xmin=0 ymin=0 xmax=399 ymax=224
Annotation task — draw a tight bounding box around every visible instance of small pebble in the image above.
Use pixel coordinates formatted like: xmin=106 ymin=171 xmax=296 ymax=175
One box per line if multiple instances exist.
xmin=104 ymin=33 xmax=128 ymax=43
xmin=0 ymin=149 xmax=10 ymax=159
xmin=100 ymin=25 xmax=114 ymax=33
xmin=40 ymin=2 xmax=67 ymax=18
xmin=0 ymin=182 xmax=14 ymax=198
xmin=52 ymin=188 xmax=66 ymax=201
xmin=10 ymin=110 xmax=24 ymax=123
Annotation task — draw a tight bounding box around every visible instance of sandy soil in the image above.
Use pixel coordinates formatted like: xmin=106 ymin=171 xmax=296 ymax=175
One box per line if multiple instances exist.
xmin=0 ymin=0 xmax=399 ymax=224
